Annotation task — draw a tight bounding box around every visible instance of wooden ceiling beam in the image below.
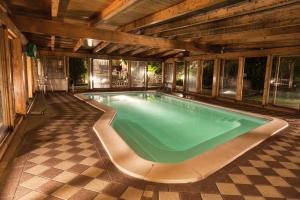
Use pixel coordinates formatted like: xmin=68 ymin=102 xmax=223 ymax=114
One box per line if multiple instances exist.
xmin=130 ymin=47 xmax=151 ymax=56
xmin=119 ymin=0 xmax=232 ymax=32
xmin=141 ymin=0 xmax=299 ymax=36
xmin=197 ymin=24 xmax=300 ymax=44
xmin=73 ymin=38 xmax=84 ymax=52
xmin=143 ymin=49 xmax=169 ymax=57
xmin=119 ymin=46 xmax=137 ymax=54
xmin=93 ymin=42 xmax=110 ymax=53
xmin=90 ymin=0 xmax=139 ymax=27
xmin=39 ymin=48 xmax=163 ymax=61
xmin=106 ymin=44 xmax=123 ymax=54
xmin=51 ymin=0 xmax=60 ymax=18
xmin=158 ymin=3 xmax=300 ymax=39
xmin=13 ymin=15 xmax=210 ymax=53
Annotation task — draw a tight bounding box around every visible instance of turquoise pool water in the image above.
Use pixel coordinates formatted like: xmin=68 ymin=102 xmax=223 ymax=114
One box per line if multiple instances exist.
xmin=85 ymin=92 xmax=268 ymax=163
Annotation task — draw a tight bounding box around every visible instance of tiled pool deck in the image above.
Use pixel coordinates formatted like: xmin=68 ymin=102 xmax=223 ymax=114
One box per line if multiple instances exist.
xmin=0 ymin=93 xmax=299 ymax=200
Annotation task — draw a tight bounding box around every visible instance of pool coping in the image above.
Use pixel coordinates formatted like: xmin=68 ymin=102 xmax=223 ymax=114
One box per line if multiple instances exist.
xmin=75 ymin=91 xmax=289 ymax=184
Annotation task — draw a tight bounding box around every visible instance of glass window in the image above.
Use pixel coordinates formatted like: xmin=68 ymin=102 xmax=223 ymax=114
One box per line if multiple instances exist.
xmin=269 ymin=56 xmax=300 ymax=109
xmin=165 ymin=63 xmax=174 ymax=88
xmin=112 ymin=59 xmax=128 ymax=88
xmin=187 ymin=61 xmax=197 ymax=93
xmin=219 ymin=59 xmax=238 ymax=98
xmin=243 ymin=57 xmax=267 ymax=103
xmin=44 ymin=56 xmax=65 ymax=79
xmin=202 ymin=60 xmax=214 ymax=96
xmin=147 ymin=61 xmax=162 ymax=87
xmin=176 ymin=62 xmax=185 ymax=91
xmin=131 ymin=61 xmax=146 ymax=87
xmin=92 ymin=59 xmax=109 ymax=88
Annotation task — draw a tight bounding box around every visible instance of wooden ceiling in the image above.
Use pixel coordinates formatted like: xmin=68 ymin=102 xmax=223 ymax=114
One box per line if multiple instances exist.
xmin=3 ymin=0 xmax=300 ymax=59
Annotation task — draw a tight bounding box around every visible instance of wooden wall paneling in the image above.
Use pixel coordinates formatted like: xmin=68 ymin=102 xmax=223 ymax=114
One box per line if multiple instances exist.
xmin=236 ymin=57 xmax=245 ymax=101
xmin=12 ymin=38 xmax=27 ymax=114
xmin=197 ymin=59 xmax=204 ymax=94
xmin=262 ymin=55 xmax=273 ymax=105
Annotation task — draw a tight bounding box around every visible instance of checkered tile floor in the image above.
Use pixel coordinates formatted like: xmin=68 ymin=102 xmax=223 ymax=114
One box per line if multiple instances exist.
xmin=0 ymin=93 xmax=299 ymax=200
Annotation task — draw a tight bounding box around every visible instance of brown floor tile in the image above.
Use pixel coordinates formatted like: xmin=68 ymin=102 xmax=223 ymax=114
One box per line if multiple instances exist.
xmin=69 ymin=188 xmax=97 ymax=200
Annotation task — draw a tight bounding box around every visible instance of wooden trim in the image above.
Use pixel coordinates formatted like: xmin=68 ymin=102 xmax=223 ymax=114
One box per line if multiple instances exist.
xmin=272 ymin=57 xmax=281 ymax=105
xmin=198 ymin=60 xmax=204 ymax=94
xmin=128 ymin=60 xmax=132 ymax=87
xmin=161 ymin=62 xmax=165 ymax=84
xmin=236 ymin=57 xmax=245 ymax=101
xmin=262 ymin=55 xmax=273 ymax=105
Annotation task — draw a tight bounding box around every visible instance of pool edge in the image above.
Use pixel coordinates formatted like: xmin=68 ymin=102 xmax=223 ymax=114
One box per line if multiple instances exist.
xmin=74 ymin=92 xmax=289 ymax=184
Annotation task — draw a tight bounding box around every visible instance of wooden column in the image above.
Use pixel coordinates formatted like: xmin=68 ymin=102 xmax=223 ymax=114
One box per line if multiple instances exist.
xmin=212 ymin=58 xmax=220 ymax=98
xmin=0 ymin=26 xmax=14 ymax=127
xmin=109 ymin=60 xmax=112 ymax=88
xmin=172 ymin=61 xmax=176 ymax=91
xmin=145 ymin=62 xmax=148 ymax=90
xmin=161 ymin=62 xmax=165 ymax=86
xmin=288 ymin=61 xmax=295 ymax=88
xmin=26 ymin=56 xmax=33 ymax=98
xmin=196 ymin=60 xmax=204 ymax=94
xmin=12 ymin=38 xmax=27 ymax=114
xmin=262 ymin=55 xmax=273 ymax=105
xmin=272 ymin=57 xmax=281 ymax=105
xmin=236 ymin=57 xmax=245 ymax=101
xmin=183 ymin=61 xmax=188 ymax=93
xmin=128 ymin=61 xmax=131 ymax=88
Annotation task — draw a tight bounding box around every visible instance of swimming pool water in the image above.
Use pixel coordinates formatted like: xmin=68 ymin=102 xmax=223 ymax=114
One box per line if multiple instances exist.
xmin=85 ymin=92 xmax=268 ymax=163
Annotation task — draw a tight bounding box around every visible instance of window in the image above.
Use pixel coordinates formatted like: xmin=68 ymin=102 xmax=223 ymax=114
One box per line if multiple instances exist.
xmin=176 ymin=62 xmax=185 ymax=91
xmin=243 ymin=57 xmax=267 ymax=103
xmin=187 ymin=61 xmax=197 ymax=92
xmin=269 ymin=56 xmax=300 ymax=109
xmin=219 ymin=59 xmax=239 ymax=98
xmin=147 ymin=61 xmax=162 ymax=87
xmin=111 ymin=59 xmax=128 ymax=88
xmin=165 ymin=63 xmax=174 ymax=88
xmin=44 ymin=56 xmax=65 ymax=79
xmin=202 ymin=60 xmax=214 ymax=96
xmin=131 ymin=61 xmax=146 ymax=87
xmin=92 ymin=59 xmax=109 ymax=88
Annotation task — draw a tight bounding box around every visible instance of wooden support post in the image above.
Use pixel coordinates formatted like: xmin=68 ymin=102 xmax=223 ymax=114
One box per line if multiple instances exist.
xmin=172 ymin=61 xmax=177 ymax=91
xmin=109 ymin=60 xmax=112 ymax=88
xmin=272 ymin=57 xmax=280 ymax=105
xmin=288 ymin=61 xmax=295 ymax=88
xmin=128 ymin=60 xmax=131 ymax=88
xmin=212 ymin=58 xmax=220 ymax=98
xmin=161 ymin=62 xmax=165 ymax=86
xmin=145 ymin=62 xmax=148 ymax=90
xmin=0 ymin=26 xmax=14 ymax=127
xmin=26 ymin=56 xmax=33 ymax=98
xmin=12 ymin=38 xmax=27 ymax=114
xmin=236 ymin=57 xmax=245 ymax=101
xmin=262 ymin=55 xmax=273 ymax=106
xmin=183 ymin=61 xmax=188 ymax=93
xmin=197 ymin=59 xmax=204 ymax=94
